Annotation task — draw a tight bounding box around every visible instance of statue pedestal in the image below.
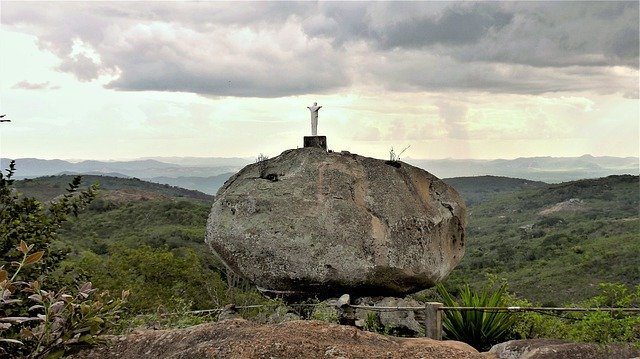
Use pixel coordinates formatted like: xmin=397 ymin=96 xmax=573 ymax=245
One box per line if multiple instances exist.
xmin=304 ymin=136 xmax=327 ymax=151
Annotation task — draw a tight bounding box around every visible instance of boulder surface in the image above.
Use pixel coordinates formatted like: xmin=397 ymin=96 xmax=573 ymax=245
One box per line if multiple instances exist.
xmin=205 ymin=148 xmax=466 ymax=297
xmin=489 ymin=339 xmax=640 ymax=359
xmin=70 ymin=319 xmax=486 ymax=359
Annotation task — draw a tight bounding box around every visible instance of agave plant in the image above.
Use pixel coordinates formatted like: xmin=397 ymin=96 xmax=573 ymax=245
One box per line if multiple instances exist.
xmin=436 ymin=282 xmax=517 ymax=351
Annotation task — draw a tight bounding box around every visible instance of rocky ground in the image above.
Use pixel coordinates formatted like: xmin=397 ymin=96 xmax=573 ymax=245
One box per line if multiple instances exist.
xmin=69 ymin=319 xmax=640 ymax=359
xmin=69 ymin=319 xmax=489 ymax=359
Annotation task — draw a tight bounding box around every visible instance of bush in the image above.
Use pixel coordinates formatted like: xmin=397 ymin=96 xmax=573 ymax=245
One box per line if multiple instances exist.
xmin=74 ymin=245 xmax=228 ymax=314
xmin=1 ymin=162 xmax=97 ymax=281
xmin=1 ymin=241 xmax=127 ymax=358
xmin=0 ymin=162 xmax=125 ymax=358
xmin=514 ymin=282 xmax=640 ymax=344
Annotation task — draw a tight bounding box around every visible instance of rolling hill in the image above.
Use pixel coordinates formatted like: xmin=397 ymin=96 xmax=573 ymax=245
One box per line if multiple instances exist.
xmin=11 ymin=173 xmax=639 ymax=307
xmin=446 ymin=174 xmax=639 ymax=305
xmin=442 ymin=176 xmax=547 ymax=206
xmin=3 ymin=154 xmax=637 ymax=195
xmin=13 ymin=174 xmax=213 ymax=203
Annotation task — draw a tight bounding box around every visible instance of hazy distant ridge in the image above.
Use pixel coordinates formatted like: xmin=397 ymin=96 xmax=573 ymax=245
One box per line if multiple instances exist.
xmin=2 ymin=155 xmax=637 ymax=194
xmin=405 ymin=154 xmax=638 ymax=183
xmin=0 ymin=157 xmax=250 ymax=179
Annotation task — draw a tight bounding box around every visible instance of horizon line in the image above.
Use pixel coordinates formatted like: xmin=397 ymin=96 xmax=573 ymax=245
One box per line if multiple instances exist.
xmin=1 ymin=153 xmax=639 ymax=163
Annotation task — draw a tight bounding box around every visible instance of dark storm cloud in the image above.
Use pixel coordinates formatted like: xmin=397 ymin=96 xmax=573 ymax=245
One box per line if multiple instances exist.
xmin=375 ymin=3 xmax=514 ymax=49
xmin=362 ymin=50 xmax=638 ymax=97
xmin=2 ymin=1 xmax=637 ymax=97
xmin=304 ymin=1 xmax=638 ymax=68
xmin=452 ymin=1 xmax=640 ymax=68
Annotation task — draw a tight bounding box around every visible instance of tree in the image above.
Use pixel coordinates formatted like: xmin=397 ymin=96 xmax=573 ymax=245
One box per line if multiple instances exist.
xmin=1 ymin=161 xmax=97 ymax=281
xmin=0 ymin=161 xmax=126 ymax=358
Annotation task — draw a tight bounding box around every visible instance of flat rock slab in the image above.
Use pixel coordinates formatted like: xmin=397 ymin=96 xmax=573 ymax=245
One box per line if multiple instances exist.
xmin=490 ymin=339 xmax=640 ymax=359
xmin=206 ymin=148 xmax=467 ymax=297
xmin=70 ymin=319 xmax=490 ymax=359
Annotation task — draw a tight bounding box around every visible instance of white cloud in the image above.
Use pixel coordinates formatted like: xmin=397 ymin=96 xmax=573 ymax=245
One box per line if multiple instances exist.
xmin=11 ymin=81 xmax=59 ymax=90
xmin=2 ymin=2 xmax=636 ymax=97
xmin=0 ymin=2 xmax=637 ymax=161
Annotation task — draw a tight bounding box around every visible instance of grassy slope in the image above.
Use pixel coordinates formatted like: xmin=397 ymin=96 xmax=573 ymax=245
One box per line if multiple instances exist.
xmin=14 ymin=175 xmax=218 ymax=284
xmin=14 ymin=174 xmax=213 ymax=202
xmin=15 ymin=174 xmax=639 ymax=306
xmin=443 ymin=175 xmax=547 ymax=207
xmin=59 ymin=199 xmax=212 ymax=255
xmin=446 ymin=174 xmax=639 ymax=305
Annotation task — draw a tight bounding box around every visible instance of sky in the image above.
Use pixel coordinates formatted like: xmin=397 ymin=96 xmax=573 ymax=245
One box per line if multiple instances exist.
xmin=0 ymin=1 xmax=638 ymax=161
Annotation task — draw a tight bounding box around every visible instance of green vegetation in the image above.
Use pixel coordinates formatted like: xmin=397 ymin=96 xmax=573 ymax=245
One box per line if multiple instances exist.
xmin=436 ymin=281 xmax=517 ymax=351
xmin=0 ymin=162 xmax=126 ymax=358
xmin=361 ymin=312 xmax=393 ymax=335
xmin=14 ymin=174 xmax=213 ymax=203
xmin=428 ymin=280 xmax=639 ymax=348
xmin=512 ymin=282 xmax=640 ymax=344
xmin=443 ymin=175 xmax=546 ymax=206
xmin=56 ymin=195 xmax=240 ymax=318
xmin=3 ymin=167 xmax=638 ymax=350
xmin=446 ymin=175 xmax=639 ymax=305
xmin=425 ymin=175 xmax=639 ymax=347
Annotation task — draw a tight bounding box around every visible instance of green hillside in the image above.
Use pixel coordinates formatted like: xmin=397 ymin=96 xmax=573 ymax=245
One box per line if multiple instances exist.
xmin=13 ymin=174 xmax=638 ymax=311
xmin=14 ymin=174 xmax=213 ymax=202
xmin=57 ymin=196 xmax=230 ymax=313
xmin=9 ymin=175 xmax=228 ymax=315
xmin=445 ymin=174 xmax=639 ymax=305
xmin=443 ymin=175 xmax=546 ymax=206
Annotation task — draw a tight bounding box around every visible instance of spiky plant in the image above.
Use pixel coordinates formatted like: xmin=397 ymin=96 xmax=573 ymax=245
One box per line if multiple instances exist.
xmin=436 ymin=282 xmax=517 ymax=351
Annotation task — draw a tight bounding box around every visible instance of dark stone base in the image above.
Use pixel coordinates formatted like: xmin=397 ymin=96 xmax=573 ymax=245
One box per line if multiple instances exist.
xmin=304 ymin=136 xmax=327 ymax=151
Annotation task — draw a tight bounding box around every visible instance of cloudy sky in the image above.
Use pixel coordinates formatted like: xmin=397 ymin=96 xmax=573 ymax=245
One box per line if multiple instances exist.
xmin=0 ymin=1 xmax=638 ymax=161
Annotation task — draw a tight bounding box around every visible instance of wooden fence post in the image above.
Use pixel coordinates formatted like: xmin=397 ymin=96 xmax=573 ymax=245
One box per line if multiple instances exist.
xmin=424 ymin=302 xmax=443 ymax=340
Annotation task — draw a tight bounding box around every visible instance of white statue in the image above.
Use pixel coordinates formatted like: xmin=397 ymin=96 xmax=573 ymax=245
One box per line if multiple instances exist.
xmin=306 ymin=102 xmax=322 ymax=136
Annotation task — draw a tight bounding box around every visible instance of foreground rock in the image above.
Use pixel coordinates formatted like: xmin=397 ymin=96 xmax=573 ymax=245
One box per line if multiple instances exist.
xmin=70 ymin=319 xmax=487 ymax=359
xmin=490 ymin=339 xmax=640 ymax=359
xmin=206 ymin=148 xmax=466 ymax=297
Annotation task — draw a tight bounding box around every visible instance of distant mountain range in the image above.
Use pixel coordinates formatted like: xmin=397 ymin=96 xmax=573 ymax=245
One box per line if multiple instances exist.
xmin=405 ymin=155 xmax=639 ymax=183
xmin=2 ymin=154 xmax=637 ymax=195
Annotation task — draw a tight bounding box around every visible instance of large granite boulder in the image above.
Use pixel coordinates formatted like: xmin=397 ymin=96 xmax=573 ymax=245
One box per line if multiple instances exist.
xmin=205 ymin=148 xmax=466 ymax=297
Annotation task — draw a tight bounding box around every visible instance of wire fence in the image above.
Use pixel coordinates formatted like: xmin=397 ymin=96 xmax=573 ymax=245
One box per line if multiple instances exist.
xmin=138 ymin=301 xmax=639 ymax=340
xmin=153 ymin=303 xmax=640 ymax=316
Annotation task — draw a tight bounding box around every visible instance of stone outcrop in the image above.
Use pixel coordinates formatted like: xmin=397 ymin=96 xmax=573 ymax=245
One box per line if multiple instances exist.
xmin=69 ymin=320 xmax=639 ymax=359
xmin=69 ymin=319 xmax=487 ymax=359
xmin=205 ymin=148 xmax=466 ymax=297
xmin=490 ymin=339 xmax=640 ymax=359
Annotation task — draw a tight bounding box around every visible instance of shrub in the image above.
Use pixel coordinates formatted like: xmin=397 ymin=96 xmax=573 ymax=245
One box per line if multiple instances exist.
xmin=1 ymin=241 xmax=127 ymax=358
xmin=309 ymin=303 xmax=339 ymax=324
xmin=0 ymin=162 xmax=125 ymax=358
xmin=1 ymin=161 xmax=97 ymax=281
xmin=362 ymin=312 xmax=383 ymax=333
xmin=514 ymin=282 xmax=640 ymax=344
xmin=74 ymin=245 xmax=228 ymax=314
